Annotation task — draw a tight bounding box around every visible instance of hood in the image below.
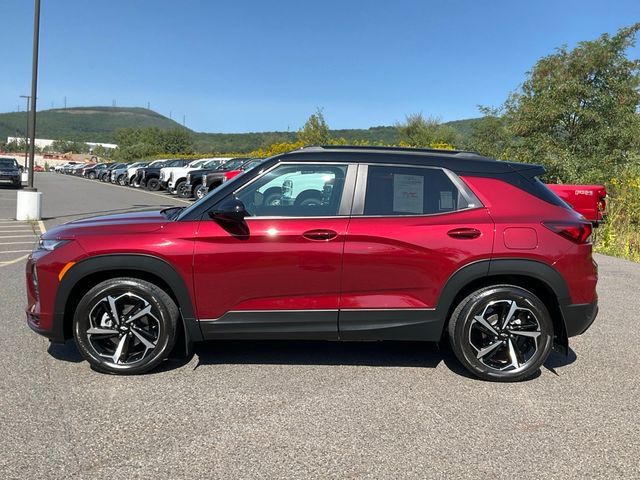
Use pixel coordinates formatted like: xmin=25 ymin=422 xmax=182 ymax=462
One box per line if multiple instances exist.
xmin=44 ymin=210 xmax=170 ymax=239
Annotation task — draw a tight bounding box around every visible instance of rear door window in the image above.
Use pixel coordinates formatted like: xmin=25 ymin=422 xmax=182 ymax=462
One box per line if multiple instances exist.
xmin=363 ymin=165 xmax=477 ymax=216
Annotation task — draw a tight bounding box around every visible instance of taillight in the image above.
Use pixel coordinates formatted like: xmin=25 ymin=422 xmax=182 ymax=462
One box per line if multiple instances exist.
xmin=597 ymin=197 xmax=606 ymax=212
xmin=543 ymin=221 xmax=592 ymax=244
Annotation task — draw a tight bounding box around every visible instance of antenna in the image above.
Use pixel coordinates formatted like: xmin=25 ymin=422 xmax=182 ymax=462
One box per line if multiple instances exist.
xmin=64 ymin=96 xmax=67 ymax=109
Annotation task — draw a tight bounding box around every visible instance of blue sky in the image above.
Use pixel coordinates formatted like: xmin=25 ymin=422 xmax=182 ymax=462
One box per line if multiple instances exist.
xmin=1 ymin=0 xmax=638 ymax=133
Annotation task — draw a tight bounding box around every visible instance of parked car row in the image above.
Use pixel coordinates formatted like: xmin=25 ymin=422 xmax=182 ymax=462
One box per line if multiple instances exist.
xmin=56 ymin=157 xmax=266 ymax=201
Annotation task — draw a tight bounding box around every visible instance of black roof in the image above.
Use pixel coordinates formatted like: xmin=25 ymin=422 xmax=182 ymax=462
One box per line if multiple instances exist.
xmin=276 ymin=145 xmax=544 ymax=177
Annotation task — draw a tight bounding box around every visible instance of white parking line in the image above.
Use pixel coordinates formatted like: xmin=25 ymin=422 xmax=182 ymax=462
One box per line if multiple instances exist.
xmin=0 ymin=235 xmax=38 ymax=239
xmin=0 ymin=254 xmax=29 ymax=266
xmin=0 ymin=249 xmax=33 ymax=253
xmin=0 ymin=241 xmax=35 ymax=245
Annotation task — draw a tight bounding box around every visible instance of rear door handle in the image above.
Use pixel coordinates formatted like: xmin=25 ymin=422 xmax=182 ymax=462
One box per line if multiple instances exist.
xmin=303 ymin=229 xmax=338 ymax=241
xmin=447 ymin=228 xmax=481 ymax=239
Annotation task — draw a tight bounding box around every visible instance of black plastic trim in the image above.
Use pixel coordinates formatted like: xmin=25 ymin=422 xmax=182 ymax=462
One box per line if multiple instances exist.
xmin=52 ymin=254 xmax=202 ymax=344
xmin=338 ymin=309 xmax=441 ymax=341
xmin=201 ymin=310 xmax=338 ymax=340
xmin=561 ymin=301 xmax=598 ymax=337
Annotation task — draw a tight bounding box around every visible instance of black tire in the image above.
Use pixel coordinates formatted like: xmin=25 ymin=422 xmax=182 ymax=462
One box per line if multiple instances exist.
xmin=294 ymin=189 xmax=323 ymax=206
xmin=447 ymin=285 xmax=553 ymax=382
xmin=194 ymin=184 xmax=209 ymax=200
xmin=174 ymin=180 xmax=187 ymax=197
xmin=100 ymin=173 xmax=110 ymax=182
xmin=87 ymin=172 xmax=96 ymax=180
xmin=117 ymin=174 xmax=127 ymax=186
xmin=179 ymin=181 xmax=196 ymax=198
xmin=262 ymin=187 xmax=282 ymax=206
xmin=73 ymin=277 xmax=178 ymax=375
xmin=146 ymin=178 xmax=160 ymax=191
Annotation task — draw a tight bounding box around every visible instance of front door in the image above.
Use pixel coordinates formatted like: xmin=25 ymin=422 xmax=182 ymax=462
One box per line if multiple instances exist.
xmin=193 ymin=162 xmax=355 ymax=339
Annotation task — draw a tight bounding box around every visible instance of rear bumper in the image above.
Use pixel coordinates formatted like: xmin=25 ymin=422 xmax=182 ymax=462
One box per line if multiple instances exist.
xmin=561 ymin=301 xmax=598 ymax=337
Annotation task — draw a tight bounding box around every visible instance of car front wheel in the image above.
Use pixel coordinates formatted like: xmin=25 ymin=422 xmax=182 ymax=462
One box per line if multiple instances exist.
xmin=447 ymin=285 xmax=553 ymax=382
xmin=73 ymin=278 xmax=178 ymax=374
xmin=146 ymin=178 xmax=160 ymax=191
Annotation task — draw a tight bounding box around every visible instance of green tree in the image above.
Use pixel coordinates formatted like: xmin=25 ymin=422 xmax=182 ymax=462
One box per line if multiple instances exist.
xmin=298 ymin=108 xmax=330 ymax=145
xmin=503 ymin=23 xmax=640 ymax=182
xmin=396 ymin=113 xmax=460 ymax=148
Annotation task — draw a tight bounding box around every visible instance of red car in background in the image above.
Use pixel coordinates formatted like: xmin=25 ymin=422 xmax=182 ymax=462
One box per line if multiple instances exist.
xmin=547 ymin=184 xmax=607 ymax=225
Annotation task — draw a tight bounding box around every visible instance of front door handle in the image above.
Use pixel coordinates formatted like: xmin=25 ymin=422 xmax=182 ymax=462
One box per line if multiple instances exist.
xmin=303 ymin=229 xmax=338 ymax=241
xmin=447 ymin=228 xmax=482 ymax=239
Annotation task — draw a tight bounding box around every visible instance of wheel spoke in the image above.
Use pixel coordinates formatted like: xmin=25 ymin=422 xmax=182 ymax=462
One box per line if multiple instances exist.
xmin=124 ymin=304 xmax=152 ymax=324
xmin=508 ymin=329 xmax=541 ymax=339
xmin=131 ymin=328 xmax=157 ymax=350
xmin=476 ymin=340 xmax=503 ymax=360
xmin=106 ymin=296 xmax=121 ymax=325
xmin=112 ymin=335 xmax=129 ymax=364
xmin=473 ymin=314 xmax=499 ymax=336
xmin=507 ymin=338 xmax=520 ymax=370
xmin=502 ymin=300 xmax=518 ymax=329
xmin=87 ymin=327 xmax=119 ymax=336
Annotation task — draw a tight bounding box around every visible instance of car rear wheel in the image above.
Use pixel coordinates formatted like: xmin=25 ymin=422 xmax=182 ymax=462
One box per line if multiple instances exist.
xmin=194 ymin=184 xmax=207 ymax=200
xmin=179 ymin=183 xmax=195 ymax=198
xmin=73 ymin=278 xmax=178 ymax=374
xmin=447 ymin=285 xmax=553 ymax=382
xmin=146 ymin=178 xmax=160 ymax=191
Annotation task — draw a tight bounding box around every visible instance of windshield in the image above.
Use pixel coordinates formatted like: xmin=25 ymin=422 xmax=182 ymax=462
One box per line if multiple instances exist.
xmin=0 ymin=159 xmax=18 ymax=168
xmin=167 ymin=159 xmax=184 ymax=167
xmin=203 ymin=160 xmax=221 ymax=169
xmin=218 ymin=158 xmax=246 ymax=170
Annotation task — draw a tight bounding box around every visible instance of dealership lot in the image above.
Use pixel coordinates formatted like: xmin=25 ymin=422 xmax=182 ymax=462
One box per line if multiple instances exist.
xmin=1 ymin=173 xmax=639 ymax=479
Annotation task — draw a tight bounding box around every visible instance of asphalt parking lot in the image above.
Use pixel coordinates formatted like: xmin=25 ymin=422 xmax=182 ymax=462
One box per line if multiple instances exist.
xmin=1 ymin=173 xmax=639 ymax=479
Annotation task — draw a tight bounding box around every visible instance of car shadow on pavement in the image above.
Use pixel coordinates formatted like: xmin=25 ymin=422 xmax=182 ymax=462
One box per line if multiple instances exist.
xmin=47 ymin=340 xmax=84 ymax=363
xmin=191 ymin=340 xmax=445 ymax=369
xmin=46 ymin=338 xmax=578 ymax=380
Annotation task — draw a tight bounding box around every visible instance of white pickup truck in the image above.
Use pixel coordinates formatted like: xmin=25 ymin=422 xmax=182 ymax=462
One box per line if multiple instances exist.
xmin=162 ymin=158 xmax=230 ymax=195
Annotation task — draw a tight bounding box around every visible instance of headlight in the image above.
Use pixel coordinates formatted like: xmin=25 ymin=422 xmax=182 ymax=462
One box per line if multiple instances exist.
xmin=38 ymin=239 xmax=69 ymax=251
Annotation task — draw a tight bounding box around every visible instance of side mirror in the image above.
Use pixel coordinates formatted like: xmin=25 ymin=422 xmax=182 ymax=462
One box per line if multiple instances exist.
xmin=209 ymin=197 xmax=248 ymax=223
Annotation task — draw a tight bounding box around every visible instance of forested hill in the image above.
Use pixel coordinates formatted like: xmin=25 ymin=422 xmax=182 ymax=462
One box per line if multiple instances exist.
xmin=0 ymin=106 xmax=481 ymax=152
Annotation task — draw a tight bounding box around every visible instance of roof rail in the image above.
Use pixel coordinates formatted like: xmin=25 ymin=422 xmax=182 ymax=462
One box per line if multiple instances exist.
xmin=299 ymin=144 xmax=485 ymax=157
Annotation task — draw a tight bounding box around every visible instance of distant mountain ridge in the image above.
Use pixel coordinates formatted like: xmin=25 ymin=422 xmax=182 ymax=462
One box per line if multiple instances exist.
xmin=0 ymin=106 xmax=481 ymax=153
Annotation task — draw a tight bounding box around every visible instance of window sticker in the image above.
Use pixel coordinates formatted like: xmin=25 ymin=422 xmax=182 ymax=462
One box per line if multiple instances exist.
xmin=439 ymin=191 xmax=454 ymax=210
xmin=393 ymin=174 xmax=424 ymax=214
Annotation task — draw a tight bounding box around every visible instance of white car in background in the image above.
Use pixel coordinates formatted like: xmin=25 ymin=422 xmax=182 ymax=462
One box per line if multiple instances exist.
xmin=163 ymin=158 xmax=230 ymax=195
xmin=129 ymin=159 xmax=166 ymax=186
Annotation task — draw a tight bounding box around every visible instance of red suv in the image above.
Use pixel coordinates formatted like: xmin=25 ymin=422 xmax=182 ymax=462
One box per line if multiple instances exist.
xmin=26 ymin=146 xmax=598 ymax=381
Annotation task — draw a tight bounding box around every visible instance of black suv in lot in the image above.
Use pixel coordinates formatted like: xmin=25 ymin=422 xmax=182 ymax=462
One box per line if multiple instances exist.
xmin=0 ymin=157 xmax=23 ymax=188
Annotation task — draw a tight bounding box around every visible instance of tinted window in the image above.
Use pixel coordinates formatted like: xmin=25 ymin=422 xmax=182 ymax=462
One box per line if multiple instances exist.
xmin=235 ymin=163 xmax=348 ymax=217
xmin=364 ymin=166 xmax=470 ymax=216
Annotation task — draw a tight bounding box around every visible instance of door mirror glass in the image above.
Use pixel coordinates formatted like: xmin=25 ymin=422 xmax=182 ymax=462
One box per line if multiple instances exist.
xmin=209 ymin=197 xmax=247 ymax=223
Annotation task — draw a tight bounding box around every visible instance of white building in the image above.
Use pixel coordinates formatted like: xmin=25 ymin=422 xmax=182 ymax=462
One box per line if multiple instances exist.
xmin=6 ymin=137 xmax=117 ymax=151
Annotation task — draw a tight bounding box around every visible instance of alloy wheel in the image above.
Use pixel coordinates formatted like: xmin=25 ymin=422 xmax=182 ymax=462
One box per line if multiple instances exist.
xmin=468 ymin=299 xmax=542 ymax=373
xmin=86 ymin=292 xmax=161 ymax=366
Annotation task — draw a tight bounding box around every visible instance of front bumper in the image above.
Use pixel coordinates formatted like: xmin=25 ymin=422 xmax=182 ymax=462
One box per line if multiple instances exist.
xmin=561 ymin=301 xmax=598 ymax=337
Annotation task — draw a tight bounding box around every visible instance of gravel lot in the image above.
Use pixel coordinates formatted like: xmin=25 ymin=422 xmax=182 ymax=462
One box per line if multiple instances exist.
xmin=1 ymin=173 xmax=638 ymax=479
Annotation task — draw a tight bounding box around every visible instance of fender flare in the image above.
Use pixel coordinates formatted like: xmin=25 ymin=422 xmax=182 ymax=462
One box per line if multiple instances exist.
xmin=434 ymin=258 xmax=570 ymax=346
xmin=53 ymin=254 xmax=202 ymax=344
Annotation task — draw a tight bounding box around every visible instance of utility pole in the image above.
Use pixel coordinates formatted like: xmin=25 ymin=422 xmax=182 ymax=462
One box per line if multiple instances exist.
xmin=16 ymin=0 xmax=43 ymax=221
xmin=64 ymin=95 xmax=67 ymax=109
xmin=26 ymin=0 xmax=41 ymax=191
xmin=19 ymin=95 xmax=31 ymax=167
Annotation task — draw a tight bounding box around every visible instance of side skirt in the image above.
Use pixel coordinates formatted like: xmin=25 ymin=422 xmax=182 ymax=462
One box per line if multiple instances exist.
xmin=200 ymin=309 xmax=442 ymax=342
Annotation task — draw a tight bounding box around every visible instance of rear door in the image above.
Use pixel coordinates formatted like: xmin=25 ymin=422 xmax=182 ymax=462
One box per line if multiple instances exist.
xmin=339 ymin=163 xmax=494 ymax=340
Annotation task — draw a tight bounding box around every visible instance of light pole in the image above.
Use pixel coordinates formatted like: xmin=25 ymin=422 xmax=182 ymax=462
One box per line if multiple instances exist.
xmin=19 ymin=95 xmax=30 ymax=168
xmin=26 ymin=0 xmax=41 ymax=191
xmin=16 ymin=0 xmax=43 ymax=221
